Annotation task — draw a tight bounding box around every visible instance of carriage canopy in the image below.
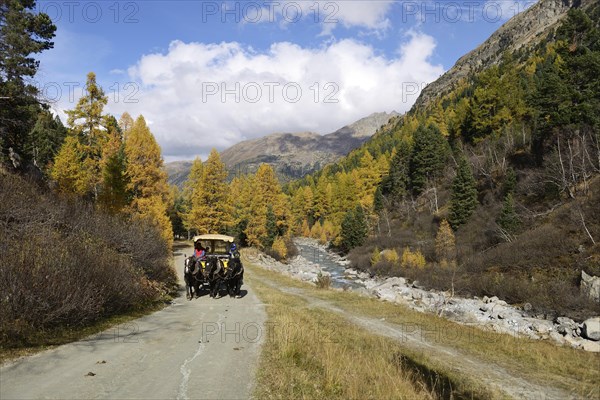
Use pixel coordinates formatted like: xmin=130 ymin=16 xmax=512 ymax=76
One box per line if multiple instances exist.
xmin=192 ymin=234 xmax=235 ymax=256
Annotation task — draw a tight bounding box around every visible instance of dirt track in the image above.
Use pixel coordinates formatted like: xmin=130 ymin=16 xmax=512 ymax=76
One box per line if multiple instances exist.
xmin=245 ymin=253 xmax=582 ymax=400
xmin=0 ymin=246 xmax=266 ymax=400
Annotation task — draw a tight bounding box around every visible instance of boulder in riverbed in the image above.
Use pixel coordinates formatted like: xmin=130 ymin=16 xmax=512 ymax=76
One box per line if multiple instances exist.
xmin=582 ymin=317 xmax=600 ymax=341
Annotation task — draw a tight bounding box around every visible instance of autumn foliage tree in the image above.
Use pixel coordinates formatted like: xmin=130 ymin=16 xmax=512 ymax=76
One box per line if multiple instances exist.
xmin=51 ymin=72 xmax=109 ymax=199
xmin=245 ymin=164 xmax=290 ymax=249
xmin=124 ymin=115 xmax=173 ymax=248
xmin=435 ymin=219 xmax=456 ymax=266
xmin=187 ymin=149 xmax=231 ymax=234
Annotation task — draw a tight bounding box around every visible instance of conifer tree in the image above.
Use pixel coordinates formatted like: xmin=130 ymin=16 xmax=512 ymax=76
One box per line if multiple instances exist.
xmin=264 ymin=205 xmax=278 ymax=248
xmin=409 ymin=124 xmax=450 ymax=194
xmin=381 ymin=139 xmax=411 ymax=204
xmin=50 ymin=135 xmax=94 ymax=195
xmin=182 ymin=157 xmax=203 ymax=233
xmin=497 ymin=193 xmax=521 ymax=235
xmin=53 ymin=72 xmax=109 ymax=199
xmin=502 ymin=167 xmax=517 ymax=195
xmin=245 ymin=164 xmax=289 ymax=248
xmin=28 ymin=110 xmax=67 ymax=173
xmin=435 ymin=219 xmax=456 ymax=265
xmin=449 ymin=156 xmax=478 ymax=229
xmin=188 ymin=149 xmax=231 ymax=234
xmin=98 ymin=124 xmax=128 ymax=212
xmin=124 ymin=115 xmax=173 ymax=247
xmin=340 ymin=205 xmax=368 ymax=253
xmin=0 ymin=0 xmax=56 ymax=168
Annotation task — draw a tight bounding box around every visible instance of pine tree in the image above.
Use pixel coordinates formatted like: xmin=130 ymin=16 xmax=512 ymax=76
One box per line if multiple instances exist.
xmin=497 ymin=193 xmax=521 ymax=235
xmin=502 ymin=167 xmax=517 ymax=195
xmin=449 ymin=156 xmax=478 ymax=229
xmin=409 ymin=124 xmax=450 ymax=194
xmin=381 ymin=140 xmax=411 ymax=203
xmin=124 ymin=115 xmax=173 ymax=247
xmin=340 ymin=205 xmax=368 ymax=253
xmin=188 ymin=149 xmax=231 ymax=235
xmin=28 ymin=110 xmax=66 ymax=173
xmin=263 ymin=205 xmax=277 ymax=248
xmin=435 ymin=219 xmax=456 ymax=265
xmin=0 ymin=0 xmax=56 ymax=168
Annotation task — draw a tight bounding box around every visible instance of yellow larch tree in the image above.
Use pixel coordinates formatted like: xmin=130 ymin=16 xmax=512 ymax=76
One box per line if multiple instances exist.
xmin=188 ymin=149 xmax=231 ymax=234
xmin=182 ymin=157 xmax=203 ymax=232
xmin=50 ymin=134 xmax=94 ymax=196
xmin=124 ymin=115 xmax=173 ymax=248
xmin=245 ymin=164 xmax=290 ymax=248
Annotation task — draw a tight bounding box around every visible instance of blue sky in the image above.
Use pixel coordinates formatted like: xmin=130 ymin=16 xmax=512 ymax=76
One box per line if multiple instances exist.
xmin=34 ymin=0 xmax=535 ymax=160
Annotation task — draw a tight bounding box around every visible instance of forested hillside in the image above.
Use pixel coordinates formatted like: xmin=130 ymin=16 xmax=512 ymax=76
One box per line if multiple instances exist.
xmin=0 ymin=1 xmax=177 ymax=347
xmin=281 ymin=5 xmax=600 ymax=318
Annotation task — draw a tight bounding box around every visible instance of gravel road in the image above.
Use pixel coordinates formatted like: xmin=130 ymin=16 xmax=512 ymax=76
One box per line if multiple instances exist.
xmin=0 ymin=245 xmax=266 ymax=400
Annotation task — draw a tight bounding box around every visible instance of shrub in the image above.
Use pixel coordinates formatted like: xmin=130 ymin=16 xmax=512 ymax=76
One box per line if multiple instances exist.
xmin=401 ymin=247 xmax=426 ymax=269
xmin=0 ymin=171 xmax=176 ymax=347
xmin=271 ymin=236 xmax=287 ymax=260
xmin=370 ymin=247 xmax=381 ymax=266
xmin=382 ymin=249 xmax=400 ymax=265
xmin=315 ymin=272 xmax=331 ymax=289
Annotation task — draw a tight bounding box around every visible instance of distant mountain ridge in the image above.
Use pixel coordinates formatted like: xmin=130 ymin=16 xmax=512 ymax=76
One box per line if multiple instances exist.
xmin=166 ymin=111 xmax=399 ymax=186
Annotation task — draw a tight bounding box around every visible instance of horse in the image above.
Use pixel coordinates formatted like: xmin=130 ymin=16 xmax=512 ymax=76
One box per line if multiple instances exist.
xmin=184 ymin=256 xmax=203 ymax=300
xmin=204 ymin=256 xmax=225 ymax=298
xmin=225 ymin=257 xmax=244 ymax=298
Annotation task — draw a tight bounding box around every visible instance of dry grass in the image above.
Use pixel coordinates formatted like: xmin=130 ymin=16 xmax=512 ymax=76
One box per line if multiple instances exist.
xmin=245 ymin=257 xmax=600 ymax=399
xmin=248 ymin=274 xmax=440 ymax=400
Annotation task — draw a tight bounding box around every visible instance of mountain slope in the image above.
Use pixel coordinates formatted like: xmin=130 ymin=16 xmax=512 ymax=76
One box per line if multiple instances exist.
xmin=415 ymin=0 xmax=594 ymax=109
xmin=166 ymin=111 xmax=398 ymax=186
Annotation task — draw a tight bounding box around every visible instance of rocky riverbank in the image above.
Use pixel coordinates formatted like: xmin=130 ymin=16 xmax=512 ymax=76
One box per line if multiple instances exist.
xmin=245 ymin=239 xmax=600 ymax=353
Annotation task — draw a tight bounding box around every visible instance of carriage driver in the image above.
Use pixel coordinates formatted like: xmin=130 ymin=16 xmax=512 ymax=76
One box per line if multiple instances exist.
xmin=229 ymin=242 xmax=240 ymax=259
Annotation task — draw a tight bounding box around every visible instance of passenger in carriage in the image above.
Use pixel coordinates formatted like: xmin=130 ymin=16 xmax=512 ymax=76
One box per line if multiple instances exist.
xmin=191 ymin=241 xmax=206 ymax=273
xmin=194 ymin=242 xmax=206 ymax=259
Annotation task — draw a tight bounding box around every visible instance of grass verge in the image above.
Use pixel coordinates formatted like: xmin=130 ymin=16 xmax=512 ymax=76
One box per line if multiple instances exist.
xmin=246 ymin=265 xmax=493 ymax=399
xmin=245 ymin=255 xmax=600 ymax=399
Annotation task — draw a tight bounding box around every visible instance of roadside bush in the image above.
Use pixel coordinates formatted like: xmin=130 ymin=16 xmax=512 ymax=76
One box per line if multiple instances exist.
xmin=271 ymin=236 xmax=287 ymax=260
xmin=0 ymin=171 xmax=176 ymax=347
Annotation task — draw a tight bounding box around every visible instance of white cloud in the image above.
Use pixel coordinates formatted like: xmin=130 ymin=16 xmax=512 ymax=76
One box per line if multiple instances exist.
xmin=247 ymin=1 xmax=394 ymax=35
xmin=107 ymin=34 xmax=443 ymax=160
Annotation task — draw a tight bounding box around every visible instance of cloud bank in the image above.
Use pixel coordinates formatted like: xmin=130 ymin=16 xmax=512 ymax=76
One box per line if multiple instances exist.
xmin=107 ymin=33 xmax=443 ymax=160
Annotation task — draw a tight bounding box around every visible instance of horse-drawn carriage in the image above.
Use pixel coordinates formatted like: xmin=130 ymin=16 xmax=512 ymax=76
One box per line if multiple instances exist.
xmin=184 ymin=234 xmax=244 ymax=300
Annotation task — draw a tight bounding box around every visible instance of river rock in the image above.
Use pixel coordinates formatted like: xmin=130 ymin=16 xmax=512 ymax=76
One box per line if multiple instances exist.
xmin=581 ymin=271 xmax=600 ymax=303
xmin=582 ymin=340 xmax=600 ymax=353
xmin=582 ymin=317 xmax=600 ymax=341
